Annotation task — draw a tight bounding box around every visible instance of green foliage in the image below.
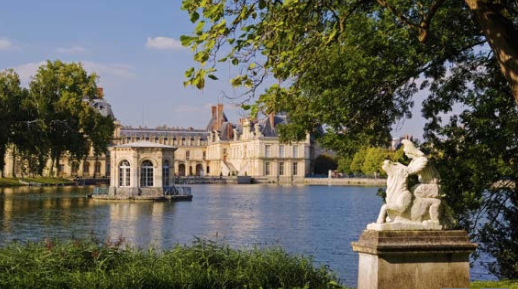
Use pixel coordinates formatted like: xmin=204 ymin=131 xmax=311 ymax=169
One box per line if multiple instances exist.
xmin=349 ymin=147 xmax=367 ymax=174
xmin=423 ymin=56 xmax=518 ymax=279
xmin=0 ymin=239 xmax=342 ymax=289
xmin=313 ymin=154 xmax=338 ymax=175
xmin=0 ymin=70 xmax=28 ymax=176
xmin=181 ymin=0 xmax=518 ymax=277
xmin=0 ymin=61 xmax=115 ymax=178
xmin=337 ymin=156 xmax=352 ymax=174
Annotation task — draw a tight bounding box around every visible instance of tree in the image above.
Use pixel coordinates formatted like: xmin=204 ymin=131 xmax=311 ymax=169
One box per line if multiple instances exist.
xmin=350 ymin=147 xmax=367 ymax=174
xmin=29 ymin=60 xmax=99 ymax=176
xmin=362 ymin=147 xmax=389 ymax=176
xmin=181 ymin=0 xmax=517 ymax=103
xmin=422 ymin=56 xmax=518 ymax=279
xmin=181 ymin=0 xmax=518 ymax=277
xmin=0 ymin=70 xmax=28 ymax=177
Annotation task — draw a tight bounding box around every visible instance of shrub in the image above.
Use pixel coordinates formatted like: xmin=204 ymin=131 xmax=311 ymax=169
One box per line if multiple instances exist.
xmin=0 ymin=238 xmax=342 ymax=289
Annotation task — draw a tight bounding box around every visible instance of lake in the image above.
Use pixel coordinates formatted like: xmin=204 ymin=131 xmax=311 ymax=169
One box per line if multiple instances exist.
xmin=0 ymin=184 xmax=494 ymax=287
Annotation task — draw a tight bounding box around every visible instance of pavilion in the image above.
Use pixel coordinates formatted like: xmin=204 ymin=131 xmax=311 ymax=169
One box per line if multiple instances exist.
xmin=107 ymin=141 xmax=177 ymax=198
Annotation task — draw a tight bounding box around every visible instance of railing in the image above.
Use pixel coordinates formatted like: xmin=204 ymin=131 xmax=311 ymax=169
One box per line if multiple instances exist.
xmin=163 ymin=186 xmax=192 ymax=196
xmin=92 ymin=187 xmax=109 ymax=195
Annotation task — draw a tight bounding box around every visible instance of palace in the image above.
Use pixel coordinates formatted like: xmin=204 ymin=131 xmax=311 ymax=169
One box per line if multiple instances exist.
xmin=3 ymin=92 xmax=315 ymax=183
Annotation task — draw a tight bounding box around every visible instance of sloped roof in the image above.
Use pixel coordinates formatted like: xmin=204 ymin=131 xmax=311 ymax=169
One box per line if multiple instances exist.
xmin=257 ymin=114 xmax=289 ymax=137
xmin=112 ymin=141 xmax=176 ymax=149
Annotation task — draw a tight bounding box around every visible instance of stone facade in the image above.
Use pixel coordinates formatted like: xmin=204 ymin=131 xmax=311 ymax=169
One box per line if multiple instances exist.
xmin=352 ymin=230 xmax=477 ymax=289
xmin=108 ymin=141 xmax=176 ymax=196
xmin=2 ymin=95 xmax=314 ymax=182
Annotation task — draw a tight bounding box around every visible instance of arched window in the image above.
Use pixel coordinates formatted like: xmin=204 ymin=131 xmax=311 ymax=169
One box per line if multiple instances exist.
xmin=83 ymin=161 xmax=90 ymax=175
xmin=71 ymin=162 xmax=79 ymax=175
xmin=163 ymin=160 xmax=170 ymax=187
xmin=119 ymin=160 xmax=130 ymax=187
xmin=95 ymin=162 xmax=102 ymax=174
xmin=140 ymin=160 xmax=154 ymax=187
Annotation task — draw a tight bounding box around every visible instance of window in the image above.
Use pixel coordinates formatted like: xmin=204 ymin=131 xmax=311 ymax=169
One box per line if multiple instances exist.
xmin=279 ymin=162 xmax=285 ymax=175
xmin=292 ymin=162 xmax=298 ymax=176
xmin=279 ymin=145 xmax=285 ymax=158
xmin=203 ymin=152 xmax=206 ymax=160
xmin=182 ymin=138 xmax=186 ymax=145
xmin=145 ymin=137 xmax=150 ymax=141
xmin=292 ymin=145 xmax=299 ymax=158
xmin=186 ymin=151 xmax=190 ymax=160
xmin=265 ymin=145 xmax=271 ymax=157
xmin=162 ymin=160 xmax=170 ymax=187
xmin=83 ymin=162 xmax=90 ymax=174
xmin=140 ymin=160 xmax=154 ymax=187
xmin=119 ymin=160 xmax=130 ymax=187
xmin=265 ymin=162 xmax=271 ymax=176
xmin=206 ymin=166 xmax=210 ymax=174
xmin=71 ymin=162 xmax=79 ymax=174
xmin=95 ymin=162 xmax=102 ymax=174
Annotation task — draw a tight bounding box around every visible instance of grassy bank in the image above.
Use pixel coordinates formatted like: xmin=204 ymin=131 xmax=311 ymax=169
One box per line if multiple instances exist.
xmin=0 ymin=178 xmax=22 ymax=187
xmin=20 ymin=176 xmax=74 ymax=185
xmin=0 ymin=238 xmax=343 ymax=289
xmin=471 ymin=280 xmax=518 ymax=289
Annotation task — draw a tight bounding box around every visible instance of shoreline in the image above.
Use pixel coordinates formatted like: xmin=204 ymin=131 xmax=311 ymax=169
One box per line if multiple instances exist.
xmin=1 ymin=176 xmax=387 ymax=188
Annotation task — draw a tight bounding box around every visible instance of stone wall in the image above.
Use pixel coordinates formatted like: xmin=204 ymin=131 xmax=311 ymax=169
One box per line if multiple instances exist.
xmin=304 ymin=178 xmax=386 ymax=187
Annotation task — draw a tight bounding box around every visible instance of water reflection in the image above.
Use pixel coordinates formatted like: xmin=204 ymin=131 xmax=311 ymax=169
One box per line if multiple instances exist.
xmin=0 ymin=184 xmax=493 ymax=287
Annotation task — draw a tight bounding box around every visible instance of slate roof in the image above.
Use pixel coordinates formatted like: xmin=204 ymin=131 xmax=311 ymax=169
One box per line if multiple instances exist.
xmin=112 ymin=141 xmax=176 ymax=149
xmin=120 ymin=127 xmax=209 ymax=140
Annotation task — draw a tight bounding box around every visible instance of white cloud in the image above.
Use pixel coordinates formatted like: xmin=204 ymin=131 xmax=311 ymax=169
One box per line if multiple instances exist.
xmin=146 ymin=37 xmax=185 ymax=51
xmin=56 ymin=46 xmax=86 ymax=54
xmin=0 ymin=38 xmax=14 ymax=51
xmin=13 ymin=61 xmax=46 ymax=85
xmin=82 ymin=61 xmax=136 ymax=79
xmin=12 ymin=61 xmax=135 ymax=86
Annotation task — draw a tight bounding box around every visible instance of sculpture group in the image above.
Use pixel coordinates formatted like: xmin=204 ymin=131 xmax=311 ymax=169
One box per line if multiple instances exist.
xmin=368 ymin=140 xmax=453 ymax=231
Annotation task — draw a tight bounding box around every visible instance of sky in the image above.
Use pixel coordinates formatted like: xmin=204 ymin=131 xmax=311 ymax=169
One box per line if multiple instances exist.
xmin=0 ymin=0 xmax=427 ymax=138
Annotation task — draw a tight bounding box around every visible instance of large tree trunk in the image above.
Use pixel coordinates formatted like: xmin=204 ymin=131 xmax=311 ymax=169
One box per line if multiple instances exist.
xmin=465 ymin=0 xmax=518 ymax=104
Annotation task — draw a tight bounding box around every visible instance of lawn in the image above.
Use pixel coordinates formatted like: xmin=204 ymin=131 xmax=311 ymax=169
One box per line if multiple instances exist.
xmin=0 ymin=178 xmax=22 ymax=187
xmin=20 ymin=177 xmax=74 ymax=185
xmin=471 ymin=280 xmax=518 ymax=289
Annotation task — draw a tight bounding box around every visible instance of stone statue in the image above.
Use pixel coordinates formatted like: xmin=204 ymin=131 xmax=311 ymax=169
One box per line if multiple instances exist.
xmin=367 ymin=140 xmax=453 ymax=231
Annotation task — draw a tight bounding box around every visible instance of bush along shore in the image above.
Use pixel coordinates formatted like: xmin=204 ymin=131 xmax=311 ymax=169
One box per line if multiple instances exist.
xmin=0 ymin=238 xmax=515 ymax=289
xmin=0 ymin=238 xmax=345 ymax=289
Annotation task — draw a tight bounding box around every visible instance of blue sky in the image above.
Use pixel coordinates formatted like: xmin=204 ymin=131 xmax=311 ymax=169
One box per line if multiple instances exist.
xmin=0 ymin=0 xmax=425 ymax=138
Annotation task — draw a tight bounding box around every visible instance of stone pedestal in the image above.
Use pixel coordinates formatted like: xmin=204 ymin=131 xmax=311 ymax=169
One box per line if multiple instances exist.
xmin=351 ymin=230 xmax=477 ymax=289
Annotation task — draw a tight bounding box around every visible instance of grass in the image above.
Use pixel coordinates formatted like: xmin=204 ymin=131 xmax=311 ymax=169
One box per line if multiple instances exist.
xmin=0 ymin=178 xmax=22 ymax=187
xmin=471 ymin=280 xmax=518 ymax=289
xmin=19 ymin=176 xmax=74 ymax=184
xmin=0 ymin=238 xmax=343 ymax=289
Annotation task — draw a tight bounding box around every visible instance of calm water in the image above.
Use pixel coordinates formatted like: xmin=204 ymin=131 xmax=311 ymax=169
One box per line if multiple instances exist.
xmin=0 ymin=185 xmax=493 ymax=287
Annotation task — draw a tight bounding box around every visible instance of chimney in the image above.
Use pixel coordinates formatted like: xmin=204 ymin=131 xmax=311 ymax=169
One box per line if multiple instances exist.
xmin=211 ymin=105 xmax=217 ymax=117
xmin=96 ymin=87 xmax=104 ymax=99
xmin=269 ymin=113 xmax=275 ymax=129
xmin=216 ymin=104 xmax=224 ymax=130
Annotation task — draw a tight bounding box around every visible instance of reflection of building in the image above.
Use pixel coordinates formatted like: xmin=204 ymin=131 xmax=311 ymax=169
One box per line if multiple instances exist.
xmin=3 ymin=90 xmax=314 ymax=183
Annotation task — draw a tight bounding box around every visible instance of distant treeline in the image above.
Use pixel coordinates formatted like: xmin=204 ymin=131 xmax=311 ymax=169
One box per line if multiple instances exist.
xmin=0 ymin=60 xmax=114 ymax=178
